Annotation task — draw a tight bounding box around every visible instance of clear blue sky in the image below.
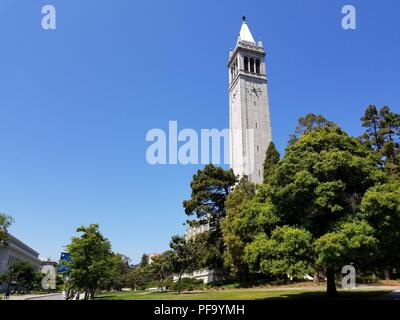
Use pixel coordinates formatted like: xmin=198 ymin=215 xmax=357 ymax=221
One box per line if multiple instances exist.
xmin=0 ymin=0 xmax=399 ymax=264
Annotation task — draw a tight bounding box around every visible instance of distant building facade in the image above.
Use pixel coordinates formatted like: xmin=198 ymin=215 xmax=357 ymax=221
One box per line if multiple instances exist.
xmin=0 ymin=234 xmax=41 ymax=273
xmin=185 ymin=223 xmax=210 ymax=240
xmin=146 ymin=253 xmax=161 ymax=265
xmin=173 ymin=269 xmax=224 ymax=284
xmin=40 ymin=257 xmax=58 ymax=268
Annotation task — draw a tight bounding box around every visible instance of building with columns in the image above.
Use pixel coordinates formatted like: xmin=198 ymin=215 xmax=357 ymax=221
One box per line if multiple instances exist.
xmin=228 ymin=17 xmax=272 ymax=184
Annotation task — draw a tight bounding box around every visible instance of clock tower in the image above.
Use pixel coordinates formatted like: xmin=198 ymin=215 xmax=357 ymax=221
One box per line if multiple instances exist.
xmin=228 ymin=17 xmax=272 ymax=184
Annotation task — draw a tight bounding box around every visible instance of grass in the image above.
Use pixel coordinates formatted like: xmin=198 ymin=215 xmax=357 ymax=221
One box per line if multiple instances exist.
xmin=96 ymin=288 xmax=392 ymax=300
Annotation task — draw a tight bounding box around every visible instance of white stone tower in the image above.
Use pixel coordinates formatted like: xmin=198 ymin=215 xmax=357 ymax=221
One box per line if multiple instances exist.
xmin=228 ymin=17 xmax=272 ymax=184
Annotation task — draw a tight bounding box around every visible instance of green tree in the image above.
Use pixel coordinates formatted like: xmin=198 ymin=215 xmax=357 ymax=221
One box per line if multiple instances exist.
xmin=269 ymin=126 xmax=384 ymax=236
xmin=183 ymin=164 xmax=237 ymax=269
xmin=239 ymin=122 xmax=384 ymax=295
xmin=315 ymin=221 xmax=377 ymax=294
xmin=274 ymin=126 xmax=383 ymax=295
xmin=125 ymin=266 xmax=150 ymax=290
xmin=140 ymin=254 xmax=149 ymax=267
xmin=169 ymin=235 xmax=197 ymax=293
xmin=65 ymin=224 xmax=114 ymax=299
xmin=190 ymin=231 xmax=225 ymax=270
xmin=263 ymin=142 xmax=280 ymax=184
xmin=359 ymin=180 xmax=400 ymax=279
xmin=222 ymin=176 xmax=256 ymax=281
xmin=183 ymin=164 xmax=237 ymax=231
xmin=360 ymin=105 xmax=383 ymax=151
xmin=288 ymin=113 xmax=336 ymax=145
xmin=0 ymin=213 xmax=13 ymax=246
xmin=148 ymin=251 xmax=174 ymax=291
xmin=360 ymin=105 xmax=400 ymax=174
xmin=10 ymin=261 xmax=36 ymax=291
xmin=244 ymin=226 xmax=314 ymax=281
xmin=102 ymin=254 xmax=131 ymax=291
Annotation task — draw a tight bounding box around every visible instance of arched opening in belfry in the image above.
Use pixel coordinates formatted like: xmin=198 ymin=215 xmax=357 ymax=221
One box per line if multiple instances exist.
xmin=250 ymin=57 xmax=255 ymax=72
xmin=256 ymin=59 xmax=261 ymax=74
xmin=244 ymin=56 xmax=249 ymax=71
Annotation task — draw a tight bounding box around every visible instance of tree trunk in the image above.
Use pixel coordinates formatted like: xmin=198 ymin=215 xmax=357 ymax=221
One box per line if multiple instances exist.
xmin=313 ymin=268 xmax=319 ymax=283
xmin=384 ymin=268 xmax=391 ymax=280
xmin=326 ymin=268 xmax=337 ymax=297
xmin=238 ymin=264 xmax=250 ymax=285
xmin=178 ymin=274 xmax=182 ymax=294
xmin=160 ymin=276 xmax=164 ymax=292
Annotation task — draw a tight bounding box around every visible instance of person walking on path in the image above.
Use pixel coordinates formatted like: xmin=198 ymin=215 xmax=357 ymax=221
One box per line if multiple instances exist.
xmin=5 ymin=286 xmax=11 ymax=300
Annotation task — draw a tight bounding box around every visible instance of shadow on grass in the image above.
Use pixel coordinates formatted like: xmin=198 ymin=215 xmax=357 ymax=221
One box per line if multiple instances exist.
xmin=256 ymin=291 xmax=391 ymax=300
xmin=96 ymin=289 xmax=392 ymax=301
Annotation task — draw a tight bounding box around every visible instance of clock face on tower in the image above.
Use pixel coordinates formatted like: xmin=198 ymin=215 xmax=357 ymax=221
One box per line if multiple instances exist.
xmin=246 ymin=83 xmax=263 ymax=98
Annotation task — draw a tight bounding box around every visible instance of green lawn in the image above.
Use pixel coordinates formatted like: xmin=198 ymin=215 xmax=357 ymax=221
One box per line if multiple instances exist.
xmin=96 ymin=288 xmax=391 ymax=300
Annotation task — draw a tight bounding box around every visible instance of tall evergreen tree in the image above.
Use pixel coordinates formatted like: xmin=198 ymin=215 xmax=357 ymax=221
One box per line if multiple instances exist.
xmin=360 ymin=105 xmax=400 ymax=174
xmin=263 ymin=142 xmax=280 ymax=184
xmin=183 ymin=164 xmax=237 ymax=270
xmin=288 ymin=113 xmax=336 ymax=145
xmin=222 ymin=176 xmax=256 ymax=281
xmin=183 ymin=164 xmax=237 ymax=231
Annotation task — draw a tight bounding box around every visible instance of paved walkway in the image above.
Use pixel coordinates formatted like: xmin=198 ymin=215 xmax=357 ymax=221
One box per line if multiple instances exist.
xmin=5 ymin=293 xmax=64 ymax=300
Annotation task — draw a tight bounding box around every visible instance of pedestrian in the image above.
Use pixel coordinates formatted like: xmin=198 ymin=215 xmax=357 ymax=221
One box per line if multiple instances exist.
xmin=5 ymin=287 xmax=11 ymax=300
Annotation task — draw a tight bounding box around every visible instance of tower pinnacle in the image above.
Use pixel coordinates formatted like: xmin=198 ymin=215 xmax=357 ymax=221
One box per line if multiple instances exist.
xmin=238 ymin=17 xmax=256 ymax=44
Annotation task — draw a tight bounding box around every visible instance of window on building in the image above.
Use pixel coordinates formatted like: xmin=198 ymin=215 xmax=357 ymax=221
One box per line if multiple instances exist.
xmin=256 ymin=59 xmax=261 ymax=74
xmin=250 ymin=58 xmax=255 ymax=72
xmin=244 ymin=56 xmax=249 ymax=71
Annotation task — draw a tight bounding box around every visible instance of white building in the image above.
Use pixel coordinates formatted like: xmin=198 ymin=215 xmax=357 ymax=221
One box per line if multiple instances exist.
xmin=146 ymin=253 xmax=161 ymax=264
xmin=0 ymin=234 xmax=41 ymax=273
xmin=185 ymin=223 xmax=210 ymax=240
xmin=228 ymin=17 xmax=272 ymax=184
xmin=173 ymin=269 xmax=224 ymax=284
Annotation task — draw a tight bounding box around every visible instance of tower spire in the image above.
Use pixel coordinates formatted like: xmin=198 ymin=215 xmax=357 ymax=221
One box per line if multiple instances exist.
xmin=237 ymin=16 xmax=256 ymax=44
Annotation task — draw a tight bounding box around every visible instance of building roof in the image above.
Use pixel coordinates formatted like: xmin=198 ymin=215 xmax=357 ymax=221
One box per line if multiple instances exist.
xmin=7 ymin=234 xmax=40 ymax=257
xmin=237 ymin=17 xmax=256 ymax=45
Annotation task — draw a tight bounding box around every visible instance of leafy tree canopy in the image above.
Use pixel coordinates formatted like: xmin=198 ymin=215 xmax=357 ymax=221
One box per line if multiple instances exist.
xmin=66 ymin=224 xmax=114 ymax=299
xmin=0 ymin=213 xmax=14 ymax=246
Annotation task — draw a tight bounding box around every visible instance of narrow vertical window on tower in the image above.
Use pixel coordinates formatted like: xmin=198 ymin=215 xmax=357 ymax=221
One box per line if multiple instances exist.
xmin=256 ymin=59 xmax=261 ymax=74
xmin=250 ymin=58 xmax=255 ymax=72
xmin=244 ymin=56 xmax=249 ymax=71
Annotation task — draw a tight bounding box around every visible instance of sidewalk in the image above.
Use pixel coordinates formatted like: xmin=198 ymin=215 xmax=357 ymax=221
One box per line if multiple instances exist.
xmin=4 ymin=293 xmax=63 ymax=300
